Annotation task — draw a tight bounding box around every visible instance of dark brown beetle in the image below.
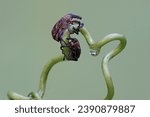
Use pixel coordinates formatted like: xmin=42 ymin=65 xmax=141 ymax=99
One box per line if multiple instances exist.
xmin=61 ymin=38 xmax=81 ymax=61
xmin=51 ymin=13 xmax=84 ymax=42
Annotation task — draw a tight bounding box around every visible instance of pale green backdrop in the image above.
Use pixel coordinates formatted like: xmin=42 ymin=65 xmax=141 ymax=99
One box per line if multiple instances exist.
xmin=0 ymin=0 xmax=149 ymax=99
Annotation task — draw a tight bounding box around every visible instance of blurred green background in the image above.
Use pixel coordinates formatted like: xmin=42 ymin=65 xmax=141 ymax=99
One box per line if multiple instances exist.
xmin=0 ymin=0 xmax=149 ymax=99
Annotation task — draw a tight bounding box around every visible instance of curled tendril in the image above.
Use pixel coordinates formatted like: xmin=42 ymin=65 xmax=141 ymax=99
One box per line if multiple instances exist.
xmin=7 ymin=13 xmax=126 ymax=100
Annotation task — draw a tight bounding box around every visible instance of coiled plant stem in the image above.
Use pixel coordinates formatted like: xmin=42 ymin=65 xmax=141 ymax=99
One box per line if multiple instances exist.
xmin=7 ymin=55 xmax=64 ymax=100
xmin=7 ymin=26 xmax=126 ymax=100
xmin=80 ymin=27 xmax=127 ymax=99
xmin=37 ymin=55 xmax=64 ymax=98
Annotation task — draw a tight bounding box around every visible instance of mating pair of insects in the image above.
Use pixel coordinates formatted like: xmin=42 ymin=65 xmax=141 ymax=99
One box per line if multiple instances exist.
xmin=51 ymin=13 xmax=84 ymax=61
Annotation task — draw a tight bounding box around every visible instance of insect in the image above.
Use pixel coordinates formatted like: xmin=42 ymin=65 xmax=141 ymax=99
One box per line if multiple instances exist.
xmin=61 ymin=37 xmax=81 ymax=61
xmin=51 ymin=13 xmax=83 ymax=61
xmin=51 ymin=13 xmax=84 ymax=42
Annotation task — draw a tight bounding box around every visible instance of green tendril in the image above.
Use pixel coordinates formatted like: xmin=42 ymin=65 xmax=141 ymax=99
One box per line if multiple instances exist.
xmin=80 ymin=27 xmax=127 ymax=99
xmin=38 ymin=55 xmax=64 ymax=98
xmin=7 ymin=24 xmax=126 ymax=100
xmin=7 ymin=55 xmax=64 ymax=100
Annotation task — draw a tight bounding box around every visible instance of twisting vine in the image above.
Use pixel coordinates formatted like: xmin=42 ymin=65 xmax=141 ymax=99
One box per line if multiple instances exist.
xmin=7 ymin=13 xmax=127 ymax=100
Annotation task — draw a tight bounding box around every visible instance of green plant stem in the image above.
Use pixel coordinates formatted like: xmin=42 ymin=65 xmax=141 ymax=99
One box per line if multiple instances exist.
xmin=80 ymin=27 xmax=127 ymax=100
xmin=7 ymin=26 xmax=126 ymax=100
xmin=7 ymin=55 xmax=64 ymax=100
xmin=37 ymin=55 xmax=64 ymax=98
xmin=7 ymin=91 xmax=31 ymax=100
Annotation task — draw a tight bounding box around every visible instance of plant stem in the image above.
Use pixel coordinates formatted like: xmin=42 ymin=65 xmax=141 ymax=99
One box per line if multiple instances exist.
xmin=7 ymin=55 xmax=64 ymax=100
xmin=7 ymin=26 xmax=126 ymax=100
xmin=80 ymin=27 xmax=127 ymax=100
xmin=37 ymin=55 xmax=64 ymax=98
